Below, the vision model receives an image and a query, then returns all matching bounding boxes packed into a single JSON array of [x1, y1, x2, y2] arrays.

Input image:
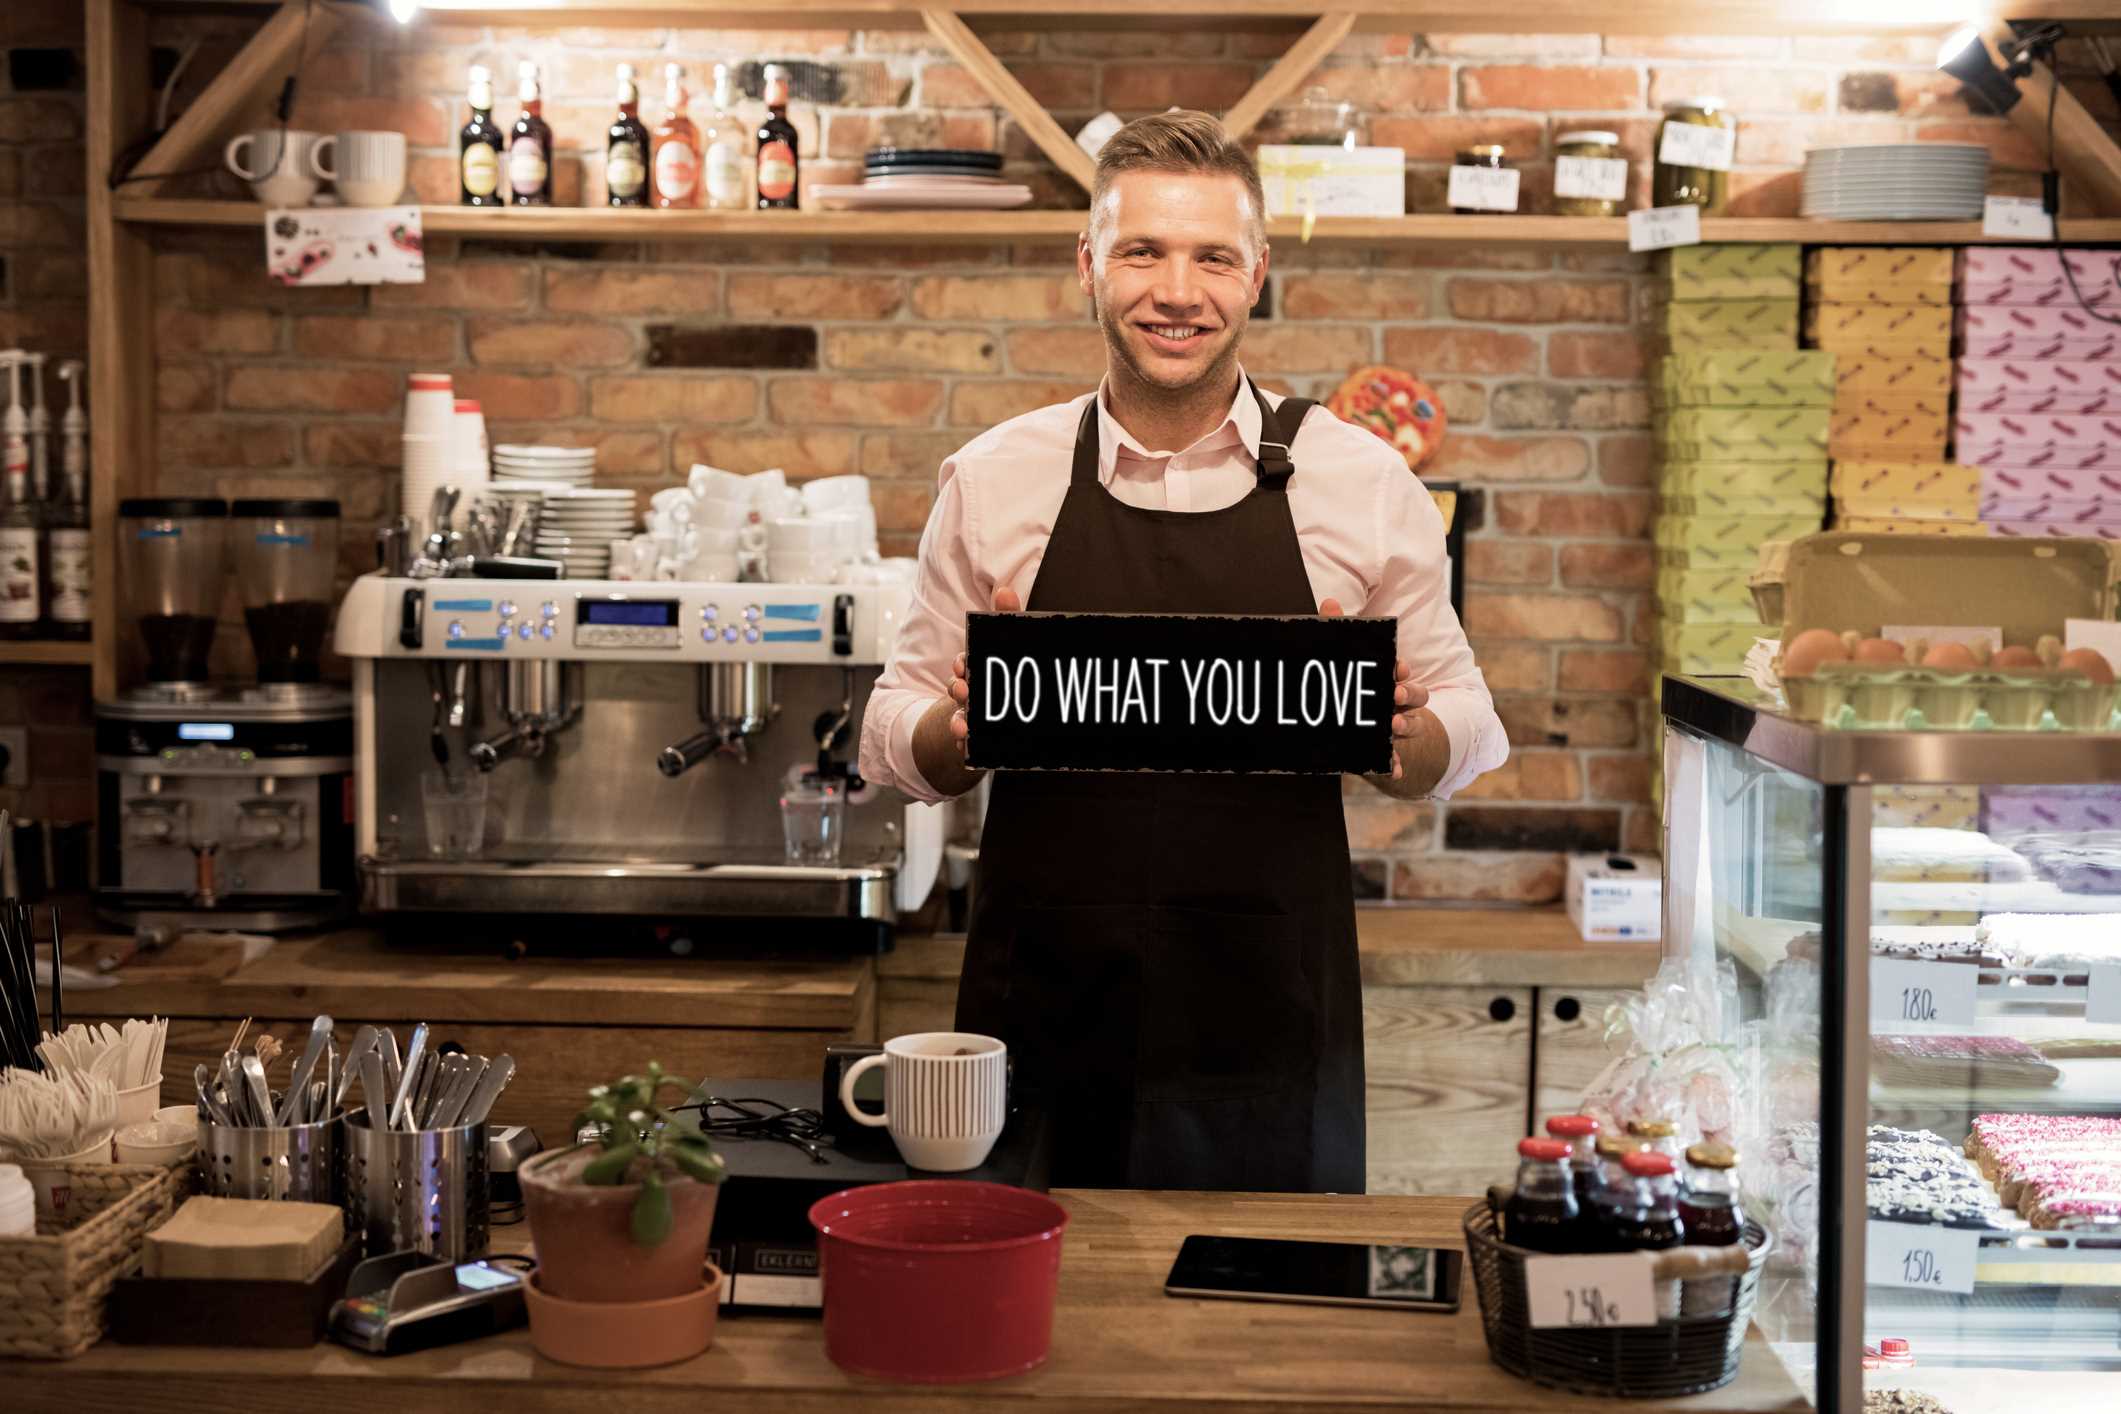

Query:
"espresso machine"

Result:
[[332, 573, 941, 950], [95, 499, 354, 929]]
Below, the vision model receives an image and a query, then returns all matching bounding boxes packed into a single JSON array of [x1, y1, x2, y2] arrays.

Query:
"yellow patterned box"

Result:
[[1835, 354, 1954, 394], [1654, 513, 1821, 551], [1659, 491, 1826, 518], [1657, 541, 1770, 568], [1653, 299, 1801, 341], [1657, 244, 1801, 281], [1827, 461, 1982, 502], [1799, 279, 1953, 306], [1657, 350, 1836, 407], [1804, 246, 1957, 287], [1832, 495, 1978, 522], [1803, 303, 1953, 347], [1830, 441, 1949, 466], [1827, 409, 1950, 448], [1834, 514, 1987, 536], [1832, 390, 1951, 418], [1660, 407, 1830, 443], [1659, 459, 1829, 497], [1659, 621, 1759, 672], [1811, 337, 1948, 360], [1656, 591, 1767, 625], [1656, 380, 1837, 409], [1872, 786, 1981, 831], [1657, 566, 1757, 609], [1658, 431, 1830, 461]]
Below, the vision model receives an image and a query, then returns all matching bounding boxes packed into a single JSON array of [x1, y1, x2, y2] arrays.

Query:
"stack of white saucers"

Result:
[[492, 444, 595, 487], [533, 488, 637, 577], [1801, 143, 1989, 220]]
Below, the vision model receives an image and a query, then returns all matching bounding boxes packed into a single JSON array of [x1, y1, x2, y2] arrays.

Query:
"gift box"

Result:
[[1658, 459, 1830, 497], [1808, 246, 1956, 287], [1804, 303, 1953, 347], [1257, 145, 1406, 217], [1836, 354, 1954, 394]]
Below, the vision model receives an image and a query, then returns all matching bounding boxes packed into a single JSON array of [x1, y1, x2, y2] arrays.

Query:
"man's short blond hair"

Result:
[[1088, 110, 1267, 262]]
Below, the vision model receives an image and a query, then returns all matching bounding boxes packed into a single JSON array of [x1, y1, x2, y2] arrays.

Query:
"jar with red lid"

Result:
[[1503, 1137, 1580, 1253]]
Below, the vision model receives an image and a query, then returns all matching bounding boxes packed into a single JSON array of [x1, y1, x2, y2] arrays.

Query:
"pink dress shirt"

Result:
[[858, 370, 1509, 803]]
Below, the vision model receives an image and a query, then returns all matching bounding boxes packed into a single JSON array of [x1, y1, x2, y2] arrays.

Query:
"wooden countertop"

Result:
[[14, 1190, 1805, 1413], [884, 907, 1663, 991]]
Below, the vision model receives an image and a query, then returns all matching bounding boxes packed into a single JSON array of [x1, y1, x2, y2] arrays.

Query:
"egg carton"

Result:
[[1780, 660, 2118, 731]]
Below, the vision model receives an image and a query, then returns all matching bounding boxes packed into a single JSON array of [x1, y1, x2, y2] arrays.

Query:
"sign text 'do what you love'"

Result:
[[964, 612, 1398, 774]]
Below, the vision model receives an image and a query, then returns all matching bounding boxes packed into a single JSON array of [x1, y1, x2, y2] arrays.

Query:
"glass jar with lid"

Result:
[[1553, 129, 1623, 217], [1451, 145, 1509, 214], [1653, 97, 1734, 212], [1286, 85, 1357, 150]]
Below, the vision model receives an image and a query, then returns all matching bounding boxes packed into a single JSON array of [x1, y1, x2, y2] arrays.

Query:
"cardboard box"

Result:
[[1658, 459, 1829, 497], [1955, 411, 2121, 454], [1954, 378, 2121, 416], [1836, 354, 1954, 394], [1659, 619, 1759, 671], [1834, 514, 1985, 536], [1655, 513, 1822, 551], [1961, 330, 2121, 361], [1828, 461, 1982, 502], [1981, 493, 2121, 526], [1958, 304, 2121, 342], [1655, 274, 1801, 301], [1566, 853, 1662, 942], [1957, 279, 2121, 310], [1657, 244, 1801, 281], [1983, 466, 2121, 499], [1982, 784, 2121, 836], [1656, 380, 1837, 409], [1800, 279, 1953, 306], [1989, 518, 2121, 541], [1657, 540, 1778, 568], [1807, 246, 1957, 287], [1651, 299, 1800, 340], [1958, 246, 2121, 287], [1957, 438, 2121, 472], [1257, 145, 1406, 217], [1659, 490, 1826, 518], [1830, 408, 1950, 447], [1662, 350, 1835, 384], [144, 1197, 344, 1282], [1658, 565, 1758, 604], [1833, 497, 1978, 524], [1831, 438, 1949, 463], [1658, 435, 1829, 462], [1804, 303, 1953, 346], [1659, 406, 1829, 443], [1874, 785, 1981, 831]]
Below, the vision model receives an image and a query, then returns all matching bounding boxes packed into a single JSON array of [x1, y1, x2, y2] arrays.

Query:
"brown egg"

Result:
[[1782, 627, 1849, 677], [1922, 641, 1979, 671], [1852, 637, 1907, 666], [2061, 647, 2116, 684], [1992, 646, 2043, 670]]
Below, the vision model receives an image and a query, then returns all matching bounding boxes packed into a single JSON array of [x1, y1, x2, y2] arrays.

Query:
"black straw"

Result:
[[49, 904, 63, 1036]]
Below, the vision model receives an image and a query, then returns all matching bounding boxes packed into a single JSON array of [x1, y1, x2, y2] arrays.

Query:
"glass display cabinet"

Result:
[[1662, 674, 2121, 1413]]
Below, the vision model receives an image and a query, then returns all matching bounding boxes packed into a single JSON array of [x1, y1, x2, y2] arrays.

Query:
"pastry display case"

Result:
[[1662, 674, 2121, 1413]]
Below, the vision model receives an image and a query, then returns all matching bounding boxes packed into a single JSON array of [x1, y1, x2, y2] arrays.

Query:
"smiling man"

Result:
[[858, 111, 1506, 1194]]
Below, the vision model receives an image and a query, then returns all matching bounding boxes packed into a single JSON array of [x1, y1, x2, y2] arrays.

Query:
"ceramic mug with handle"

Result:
[[225, 128, 323, 207], [310, 130, 408, 206], [838, 1032, 1007, 1172]]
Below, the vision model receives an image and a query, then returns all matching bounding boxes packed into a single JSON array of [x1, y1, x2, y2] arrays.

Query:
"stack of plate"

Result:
[[1801, 144, 1989, 221], [815, 148, 1031, 211], [533, 488, 637, 578], [492, 444, 594, 487]]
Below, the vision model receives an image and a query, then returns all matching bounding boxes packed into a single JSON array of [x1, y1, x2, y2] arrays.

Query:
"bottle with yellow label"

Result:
[[459, 64, 503, 206]]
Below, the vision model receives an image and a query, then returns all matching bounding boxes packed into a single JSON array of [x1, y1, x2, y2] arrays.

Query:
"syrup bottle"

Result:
[[459, 64, 504, 205], [1502, 1137, 1580, 1254], [605, 64, 650, 207], [1545, 1115, 1602, 1207], [652, 64, 701, 210], [1586, 1133, 1646, 1251], [1626, 1116, 1684, 1165], [507, 61, 553, 207], [1679, 1141, 1745, 1315], [755, 64, 800, 209], [700, 62, 749, 211], [1608, 1149, 1686, 1317], [44, 359, 89, 641]]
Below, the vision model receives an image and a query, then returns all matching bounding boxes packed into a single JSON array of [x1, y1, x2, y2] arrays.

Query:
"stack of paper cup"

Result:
[[401, 372, 455, 519], [450, 398, 490, 489]]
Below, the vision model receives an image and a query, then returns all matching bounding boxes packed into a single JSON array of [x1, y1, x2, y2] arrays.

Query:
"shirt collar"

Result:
[[1092, 368, 1261, 485]]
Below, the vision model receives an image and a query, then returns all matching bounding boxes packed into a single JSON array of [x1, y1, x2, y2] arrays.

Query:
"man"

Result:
[[858, 111, 1506, 1194]]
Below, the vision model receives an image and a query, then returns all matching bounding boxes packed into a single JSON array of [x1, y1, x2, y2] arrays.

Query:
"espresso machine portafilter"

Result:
[[469, 661, 581, 772], [658, 664, 777, 775]]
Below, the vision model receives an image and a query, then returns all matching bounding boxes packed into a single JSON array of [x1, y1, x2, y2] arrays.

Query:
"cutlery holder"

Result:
[[344, 1113, 489, 1261], [196, 1113, 345, 1207]]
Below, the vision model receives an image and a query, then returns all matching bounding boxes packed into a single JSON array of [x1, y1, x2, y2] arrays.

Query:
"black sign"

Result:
[[964, 611, 1397, 774]]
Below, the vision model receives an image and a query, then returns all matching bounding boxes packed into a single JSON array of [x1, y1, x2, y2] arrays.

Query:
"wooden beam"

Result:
[[1223, 14, 1358, 143], [1979, 19, 2121, 217], [920, 7, 1096, 194], [87, 0, 158, 699], [129, 0, 348, 199]]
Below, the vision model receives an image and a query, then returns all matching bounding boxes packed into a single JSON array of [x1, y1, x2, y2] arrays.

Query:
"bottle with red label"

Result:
[[652, 63, 702, 210], [1502, 1137, 1580, 1254], [755, 64, 800, 210], [508, 61, 553, 207], [1678, 1140, 1746, 1315]]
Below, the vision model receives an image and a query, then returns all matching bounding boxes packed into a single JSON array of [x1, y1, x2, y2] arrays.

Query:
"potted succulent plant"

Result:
[[520, 1063, 728, 1364]]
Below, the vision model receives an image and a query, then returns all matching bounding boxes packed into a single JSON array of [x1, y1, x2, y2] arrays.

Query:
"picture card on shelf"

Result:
[[263, 207, 424, 286], [964, 611, 1397, 774]]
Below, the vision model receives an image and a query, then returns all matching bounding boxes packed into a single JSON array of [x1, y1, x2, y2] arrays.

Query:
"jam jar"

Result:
[[1553, 129, 1623, 216], [1653, 97, 1734, 212], [1451, 145, 1509, 214]]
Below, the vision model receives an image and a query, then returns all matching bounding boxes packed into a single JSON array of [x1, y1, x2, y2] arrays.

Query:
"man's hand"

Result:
[[1320, 596, 1426, 784], [909, 585, 1020, 798], [947, 585, 1022, 756]]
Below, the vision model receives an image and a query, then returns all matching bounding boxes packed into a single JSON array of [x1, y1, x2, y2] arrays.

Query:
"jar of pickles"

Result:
[[1553, 129, 1623, 217], [1451, 145, 1509, 215], [1653, 97, 1734, 212]]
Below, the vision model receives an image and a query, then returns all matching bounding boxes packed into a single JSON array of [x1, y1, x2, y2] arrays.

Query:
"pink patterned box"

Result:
[[1956, 412, 2121, 469], [1960, 331, 2121, 361], [1959, 281, 2121, 309], [1981, 466, 2121, 500], [1959, 439, 2121, 472], [1983, 787, 2121, 837], [1958, 305, 2121, 342], [1957, 359, 2121, 413], [1987, 520, 2121, 540], [1980, 493, 2121, 525], [1959, 247, 2121, 288]]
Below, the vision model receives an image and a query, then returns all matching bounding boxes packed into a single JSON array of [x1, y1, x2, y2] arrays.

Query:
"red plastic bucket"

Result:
[[808, 1180, 1069, 1383]]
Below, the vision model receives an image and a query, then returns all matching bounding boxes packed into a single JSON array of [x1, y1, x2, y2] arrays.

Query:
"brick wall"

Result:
[[19, 13, 2121, 898]]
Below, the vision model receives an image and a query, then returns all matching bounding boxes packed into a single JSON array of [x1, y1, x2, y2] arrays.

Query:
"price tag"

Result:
[[1657, 122, 1735, 172], [2088, 965, 2121, 1026], [1524, 1254, 1657, 1329], [1870, 957, 1979, 1031], [1447, 164, 1521, 213], [1866, 1220, 1979, 1295], [1555, 155, 1630, 202], [1983, 195, 2055, 241], [1627, 204, 1702, 253]]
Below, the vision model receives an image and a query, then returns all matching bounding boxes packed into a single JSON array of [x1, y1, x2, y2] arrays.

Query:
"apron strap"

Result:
[[1251, 380, 1315, 493], [1070, 397, 1102, 487]]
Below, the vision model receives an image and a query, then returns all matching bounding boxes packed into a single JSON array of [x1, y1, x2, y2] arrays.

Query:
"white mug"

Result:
[[801, 474, 871, 513], [310, 130, 408, 207], [225, 128, 323, 207], [839, 1032, 1007, 1172]]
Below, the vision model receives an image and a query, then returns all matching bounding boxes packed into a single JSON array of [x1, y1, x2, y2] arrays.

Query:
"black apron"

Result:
[[955, 382, 1366, 1194]]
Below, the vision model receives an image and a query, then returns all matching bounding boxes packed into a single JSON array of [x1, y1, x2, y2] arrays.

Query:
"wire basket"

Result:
[[0, 1163, 179, 1360], [1463, 1199, 1772, 1398]]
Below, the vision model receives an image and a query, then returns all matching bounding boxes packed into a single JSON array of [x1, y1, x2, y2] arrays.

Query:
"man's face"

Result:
[[1078, 171, 1268, 399]]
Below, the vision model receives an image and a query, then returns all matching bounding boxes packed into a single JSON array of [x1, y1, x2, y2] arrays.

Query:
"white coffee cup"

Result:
[[310, 130, 408, 207], [226, 128, 323, 207], [688, 464, 745, 499], [693, 496, 751, 531], [801, 473, 871, 513], [839, 1032, 1007, 1172]]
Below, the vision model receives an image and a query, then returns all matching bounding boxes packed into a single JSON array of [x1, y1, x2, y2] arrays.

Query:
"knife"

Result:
[[276, 1014, 333, 1127], [334, 1025, 378, 1108], [457, 1054, 514, 1127]]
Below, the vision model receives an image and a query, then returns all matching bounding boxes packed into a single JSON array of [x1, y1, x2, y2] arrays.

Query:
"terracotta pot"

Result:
[[524, 1263, 722, 1368], [520, 1145, 720, 1302]]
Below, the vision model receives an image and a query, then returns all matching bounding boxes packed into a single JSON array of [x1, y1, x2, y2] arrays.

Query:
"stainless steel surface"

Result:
[[98, 686, 352, 723], [459, 1055, 513, 1127], [335, 1024, 377, 1108], [198, 1112, 344, 1205], [389, 1022, 430, 1131], [275, 1013, 333, 1127], [362, 1047, 389, 1132], [470, 661, 580, 772], [193, 1062, 231, 1126], [359, 855, 896, 917], [240, 1054, 271, 1123], [660, 661, 778, 774], [1663, 674, 2121, 785], [344, 1113, 490, 1261]]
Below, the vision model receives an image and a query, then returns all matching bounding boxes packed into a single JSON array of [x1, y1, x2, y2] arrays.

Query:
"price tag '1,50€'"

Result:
[[1867, 1220, 1979, 1296], [1524, 1253, 1657, 1329]]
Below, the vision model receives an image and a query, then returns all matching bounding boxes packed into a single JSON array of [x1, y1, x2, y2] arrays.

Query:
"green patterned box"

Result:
[[1658, 459, 1830, 497]]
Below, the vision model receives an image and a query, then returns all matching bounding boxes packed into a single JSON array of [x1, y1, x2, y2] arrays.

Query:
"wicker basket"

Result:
[[0, 1163, 179, 1359], [1464, 1199, 1772, 1398]]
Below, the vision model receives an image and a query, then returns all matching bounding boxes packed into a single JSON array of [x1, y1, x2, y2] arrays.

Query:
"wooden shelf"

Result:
[[110, 199, 2121, 247], [0, 639, 94, 667]]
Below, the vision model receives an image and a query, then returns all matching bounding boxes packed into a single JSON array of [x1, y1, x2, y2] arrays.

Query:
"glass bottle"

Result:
[[1653, 96, 1734, 213], [44, 360, 88, 641], [1627, 1116, 1685, 1165], [1545, 1115, 1602, 1208], [652, 63, 702, 210], [459, 64, 504, 206], [0, 356, 43, 641], [1679, 1141, 1745, 1316], [604, 64, 650, 208], [1606, 1149, 1686, 1318], [508, 60, 553, 207], [755, 63, 800, 210], [1502, 1137, 1580, 1254], [701, 62, 749, 211]]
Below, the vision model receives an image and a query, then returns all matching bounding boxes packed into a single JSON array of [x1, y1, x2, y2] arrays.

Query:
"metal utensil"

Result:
[[241, 1054, 272, 1127], [194, 1062, 233, 1126], [276, 1014, 334, 1127], [221, 1052, 250, 1124], [381, 1027, 403, 1103], [361, 1047, 390, 1132], [431, 1055, 484, 1128], [409, 1051, 441, 1130], [335, 1025, 377, 1108], [389, 1022, 429, 1130], [428, 663, 452, 770], [457, 1054, 514, 1127]]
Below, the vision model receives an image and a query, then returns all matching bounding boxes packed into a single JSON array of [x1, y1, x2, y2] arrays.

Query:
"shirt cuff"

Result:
[[1420, 689, 1488, 801], [885, 693, 948, 805]]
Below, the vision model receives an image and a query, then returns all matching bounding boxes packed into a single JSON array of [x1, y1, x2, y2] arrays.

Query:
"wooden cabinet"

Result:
[[1532, 987, 1634, 1122], [1363, 985, 1533, 1195]]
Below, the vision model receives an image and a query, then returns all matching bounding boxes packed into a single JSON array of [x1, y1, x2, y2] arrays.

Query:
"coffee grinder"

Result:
[[95, 499, 355, 929]]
